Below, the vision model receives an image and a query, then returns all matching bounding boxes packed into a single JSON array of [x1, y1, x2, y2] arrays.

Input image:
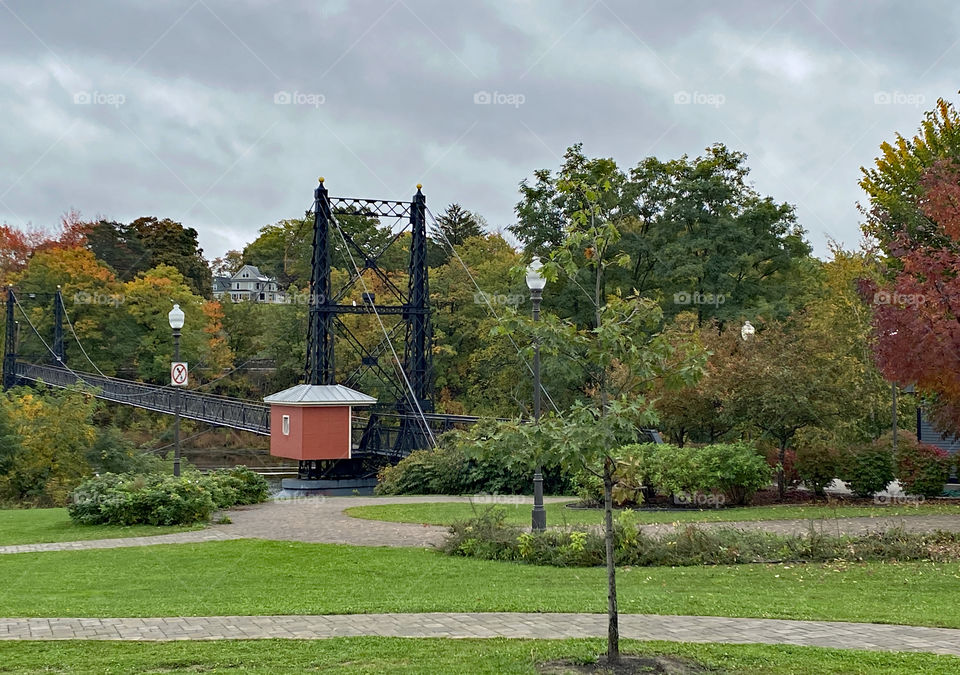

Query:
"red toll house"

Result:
[[264, 384, 377, 461]]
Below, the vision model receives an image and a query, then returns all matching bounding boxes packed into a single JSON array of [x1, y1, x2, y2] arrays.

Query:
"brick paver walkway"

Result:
[[3, 496, 960, 554], [1, 613, 959, 655]]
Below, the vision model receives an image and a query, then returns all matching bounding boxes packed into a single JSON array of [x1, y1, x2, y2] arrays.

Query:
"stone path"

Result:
[[2, 613, 959, 655], [4, 496, 960, 555]]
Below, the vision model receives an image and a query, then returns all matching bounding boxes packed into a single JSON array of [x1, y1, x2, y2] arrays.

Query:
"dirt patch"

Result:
[[539, 654, 713, 675]]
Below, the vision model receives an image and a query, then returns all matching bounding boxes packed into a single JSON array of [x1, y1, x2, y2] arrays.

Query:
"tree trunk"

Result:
[[603, 456, 620, 663], [778, 439, 786, 500]]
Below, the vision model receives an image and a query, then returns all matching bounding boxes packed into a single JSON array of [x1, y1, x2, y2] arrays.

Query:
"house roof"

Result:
[[234, 264, 271, 282], [263, 384, 377, 407]]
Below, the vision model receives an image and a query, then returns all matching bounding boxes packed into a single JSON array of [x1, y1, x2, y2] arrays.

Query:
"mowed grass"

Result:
[[345, 500, 960, 527], [2, 539, 959, 628], [3, 638, 959, 674], [0, 507, 205, 546]]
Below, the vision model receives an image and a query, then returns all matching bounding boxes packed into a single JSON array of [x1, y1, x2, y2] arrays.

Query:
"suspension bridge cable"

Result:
[[328, 211, 438, 448], [61, 295, 269, 403], [59, 296, 109, 378], [425, 206, 562, 416], [12, 295, 93, 387]]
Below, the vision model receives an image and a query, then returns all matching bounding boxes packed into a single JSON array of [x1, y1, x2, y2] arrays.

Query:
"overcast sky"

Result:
[[0, 0, 955, 261]]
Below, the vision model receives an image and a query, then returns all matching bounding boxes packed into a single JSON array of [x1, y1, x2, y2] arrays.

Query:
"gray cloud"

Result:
[[1, 0, 957, 259]]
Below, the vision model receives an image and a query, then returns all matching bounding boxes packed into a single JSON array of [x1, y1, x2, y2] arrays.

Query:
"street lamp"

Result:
[[526, 257, 547, 532], [168, 303, 185, 477]]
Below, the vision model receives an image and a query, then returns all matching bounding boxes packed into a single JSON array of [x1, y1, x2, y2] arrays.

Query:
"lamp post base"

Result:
[[532, 468, 546, 532]]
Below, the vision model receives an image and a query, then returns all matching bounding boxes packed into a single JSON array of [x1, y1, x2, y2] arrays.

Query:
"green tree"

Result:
[[129, 217, 212, 297], [121, 266, 232, 383], [432, 203, 485, 251], [479, 180, 704, 664], [725, 319, 849, 498], [84, 220, 149, 282], [653, 316, 737, 446], [513, 144, 813, 326]]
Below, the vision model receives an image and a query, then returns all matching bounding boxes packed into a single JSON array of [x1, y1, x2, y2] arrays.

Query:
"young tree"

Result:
[[481, 177, 704, 665]]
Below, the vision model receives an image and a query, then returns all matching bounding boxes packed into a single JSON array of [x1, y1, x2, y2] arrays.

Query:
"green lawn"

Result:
[[0, 508, 205, 546], [2, 638, 958, 674], [2, 539, 959, 628], [345, 500, 960, 527]]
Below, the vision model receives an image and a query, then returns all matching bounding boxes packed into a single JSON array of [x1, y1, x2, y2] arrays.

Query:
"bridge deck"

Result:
[[15, 362, 271, 435], [12, 362, 486, 450]]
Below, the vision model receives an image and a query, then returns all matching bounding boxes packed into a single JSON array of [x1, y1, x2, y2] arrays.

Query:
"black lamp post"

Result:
[[526, 257, 547, 532], [168, 303, 185, 477]]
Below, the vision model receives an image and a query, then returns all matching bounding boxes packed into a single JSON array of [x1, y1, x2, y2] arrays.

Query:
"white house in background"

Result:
[[214, 264, 286, 304]]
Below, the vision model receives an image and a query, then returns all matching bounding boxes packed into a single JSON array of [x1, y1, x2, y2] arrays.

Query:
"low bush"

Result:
[[201, 466, 270, 507], [696, 442, 771, 505], [441, 509, 960, 567], [795, 428, 842, 497], [579, 441, 770, 506], [842, 440, 894, 497], [68, 473, 215, 526], [376, 431, 573, 496], [67, 467, 269, 526], [889, 432, 951, 497]]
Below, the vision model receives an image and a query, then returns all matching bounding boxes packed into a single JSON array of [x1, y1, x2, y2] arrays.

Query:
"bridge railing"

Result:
[[14, 362, 271, 435]]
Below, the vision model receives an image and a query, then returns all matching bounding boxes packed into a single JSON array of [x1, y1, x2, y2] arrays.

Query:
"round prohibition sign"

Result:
[[171, 362, 188, 386]]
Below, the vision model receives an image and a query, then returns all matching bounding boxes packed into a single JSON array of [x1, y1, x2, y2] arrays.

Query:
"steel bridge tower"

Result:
[[304, 179, 433, 465]]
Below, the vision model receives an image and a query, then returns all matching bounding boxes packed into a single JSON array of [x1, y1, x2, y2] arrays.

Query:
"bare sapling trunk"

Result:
[[603, 455, 620, 663], [778, 439, 786, 500]]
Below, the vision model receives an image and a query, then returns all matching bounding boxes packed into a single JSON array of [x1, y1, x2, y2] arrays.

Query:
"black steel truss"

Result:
[[305, 180, 433, 456]]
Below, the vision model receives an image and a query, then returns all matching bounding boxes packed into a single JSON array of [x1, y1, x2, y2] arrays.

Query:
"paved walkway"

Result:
[[2, 613, 959, 655], [3, 497, 960, 554]]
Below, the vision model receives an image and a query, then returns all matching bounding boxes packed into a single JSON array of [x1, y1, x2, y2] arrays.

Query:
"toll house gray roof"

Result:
[[263, 384, 377, 407]]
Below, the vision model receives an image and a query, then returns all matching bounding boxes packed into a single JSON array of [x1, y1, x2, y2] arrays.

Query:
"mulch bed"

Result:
[[539, 655, 710, 674]]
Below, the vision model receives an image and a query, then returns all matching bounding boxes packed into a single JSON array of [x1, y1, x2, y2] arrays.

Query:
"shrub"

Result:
[[696, 442, 772, 505], [573, 442, 770, 507], [200, 466, 270, 507], [890, 432, 951, 497], [842, 440, 894, 497], [646, 442, 770, 505], [86, 427, 165, 475], [795, 428, 842, 497], [66, 467, 269, 526], [376, 430, 574, 496], [68, 473, 215, 526], [376, 444, 469, 495]]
